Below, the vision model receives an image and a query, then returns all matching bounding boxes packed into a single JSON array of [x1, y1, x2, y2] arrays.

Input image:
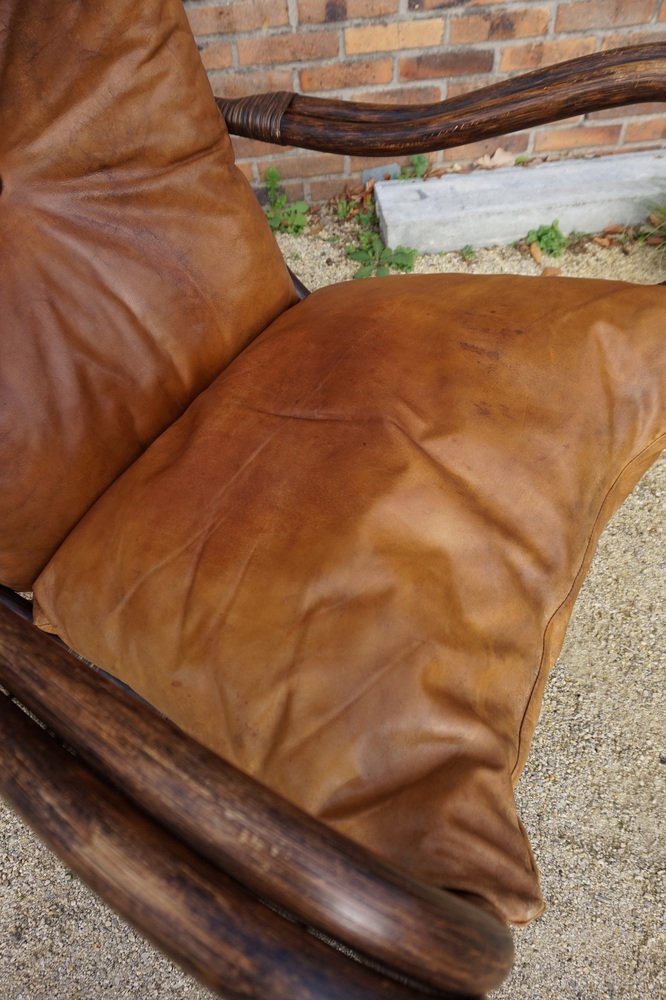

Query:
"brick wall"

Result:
[[183, 0, 666, 203]]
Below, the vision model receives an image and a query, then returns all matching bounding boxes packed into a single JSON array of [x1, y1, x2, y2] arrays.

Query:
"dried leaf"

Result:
[[474, 147, 515, 170], [593, 236, 612, 248], [541, 266, 562, 277], [529, 241, 543, 264]]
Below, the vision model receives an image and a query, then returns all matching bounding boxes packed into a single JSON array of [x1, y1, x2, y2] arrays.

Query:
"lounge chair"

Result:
[[1, 2, 664, 995]]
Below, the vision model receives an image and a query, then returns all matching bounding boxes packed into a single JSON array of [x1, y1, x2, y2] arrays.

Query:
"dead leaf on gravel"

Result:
[[529, 242, 542, 264]]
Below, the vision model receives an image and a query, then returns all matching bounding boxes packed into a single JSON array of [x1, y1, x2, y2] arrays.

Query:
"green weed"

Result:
[[525, 219, 567, 257], [399, 153, 430, 180], [346, 234, 417, 278], [263, 168, 310, 234], [345, 205, 417, 278], [335, 197, 355, 221]]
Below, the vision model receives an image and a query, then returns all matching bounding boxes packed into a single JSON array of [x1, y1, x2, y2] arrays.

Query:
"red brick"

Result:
[[625, 118, 666, 143], [234, 161, 256, 183], [238, 31, 339, 67], [534, 124, 622, 152], [588, 103, 666, 121], [309, 176, 355, 202], [350, 85, 442, 104], [199, 41, 233, 71], [500, 38, 596, 73], [348, 154, 395, 174], [450, 7, 551, 45], [259, 153, 346, 181], [298, 0, 398, 24], [300, 58, 393, 93], [185, 1, 289, 37], [660, 0, 666, 21], [408, 0, 476, 9], [211, 69, 294, 101], [346, 19, 444, 55], [445, 76, 502, 99], [556, 0, 655, 33], [231, 137, 289, 160], [537, 115, 585, 129], [441, 133, 529, 162], [600, 30, 666, 50], [401, 49, 494, 82], [260, 175, 306, 201]]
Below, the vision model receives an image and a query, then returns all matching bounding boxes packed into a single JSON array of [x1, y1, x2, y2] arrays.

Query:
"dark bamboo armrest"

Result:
[[0, 600, 512, 997], [1, 690, 438, 1000], [216, 44, 666, 155]]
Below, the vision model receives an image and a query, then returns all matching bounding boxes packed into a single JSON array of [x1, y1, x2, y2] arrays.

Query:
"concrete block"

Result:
[[375, 151, 666, 253]]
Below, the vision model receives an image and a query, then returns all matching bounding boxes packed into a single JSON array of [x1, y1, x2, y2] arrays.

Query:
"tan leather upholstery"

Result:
[[34, 274, 666, 924], [0, 0, 296, 588]]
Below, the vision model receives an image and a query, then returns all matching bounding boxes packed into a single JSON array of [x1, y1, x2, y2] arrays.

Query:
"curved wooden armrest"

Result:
[[1, 690, 441, 1000], [0, 601, 513, 997], [216, 44, 666, 156]]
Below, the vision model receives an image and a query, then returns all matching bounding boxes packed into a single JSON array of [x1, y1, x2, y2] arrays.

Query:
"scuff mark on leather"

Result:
[[459, 341, 500, 361]]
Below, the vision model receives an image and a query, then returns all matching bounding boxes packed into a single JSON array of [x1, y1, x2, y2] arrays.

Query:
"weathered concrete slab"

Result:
[[375, 151, 666, 252]]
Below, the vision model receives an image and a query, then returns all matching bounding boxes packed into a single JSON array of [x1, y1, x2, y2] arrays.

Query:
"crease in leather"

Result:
[[383, 413, 560, 593], [265, 636, 429, 767], [318, 730, 497, 825]]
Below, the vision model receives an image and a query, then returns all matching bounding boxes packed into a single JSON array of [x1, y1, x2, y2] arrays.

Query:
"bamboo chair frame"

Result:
[[1, 43, 665, 999]]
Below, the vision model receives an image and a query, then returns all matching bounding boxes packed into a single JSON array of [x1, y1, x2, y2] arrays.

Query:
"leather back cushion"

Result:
[[0, 0, 296, 588], [34, 274, 665, 923]]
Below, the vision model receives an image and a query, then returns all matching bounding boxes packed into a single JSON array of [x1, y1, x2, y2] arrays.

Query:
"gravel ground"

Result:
[[1, 227, 664, 1000], [277, 212, 666, 289]]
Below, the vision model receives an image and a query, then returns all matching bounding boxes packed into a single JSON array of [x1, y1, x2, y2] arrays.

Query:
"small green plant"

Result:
[[356, 203, 380, 231], [399, 153, 430, 180], [514, 154, 530, 167], [460, 244, 476, 263], [346, 230, 417, 278], [345, 204, 417, 278], [335, 197, 355, 221], [263, 168, 310, 234], [525, 219, 567, 257]]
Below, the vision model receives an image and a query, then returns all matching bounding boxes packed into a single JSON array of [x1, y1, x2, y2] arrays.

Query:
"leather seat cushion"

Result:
[[34, 273, 666, 923], [0, 0, 296, 588]]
